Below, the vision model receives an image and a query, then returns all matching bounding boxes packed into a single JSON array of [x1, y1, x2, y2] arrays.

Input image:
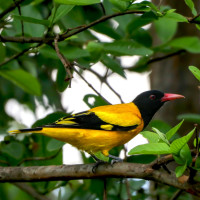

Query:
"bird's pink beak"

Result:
[[161, 93, 185, 102]]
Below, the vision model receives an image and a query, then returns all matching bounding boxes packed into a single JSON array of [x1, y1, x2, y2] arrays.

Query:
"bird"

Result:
[[9, 90, 184, 166]]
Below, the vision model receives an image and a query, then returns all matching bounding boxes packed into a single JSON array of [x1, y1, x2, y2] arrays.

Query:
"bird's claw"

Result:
[[110, 158, 123, 166], [92, 160, 107, 173]]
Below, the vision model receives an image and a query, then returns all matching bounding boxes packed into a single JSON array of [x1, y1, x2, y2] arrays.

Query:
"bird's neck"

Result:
[[133, 101, 163, 129]]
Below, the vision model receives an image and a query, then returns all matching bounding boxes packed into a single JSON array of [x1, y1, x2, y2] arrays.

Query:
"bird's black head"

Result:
[[133, 90, 184, 129]]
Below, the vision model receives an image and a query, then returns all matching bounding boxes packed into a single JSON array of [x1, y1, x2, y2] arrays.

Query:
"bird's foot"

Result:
[[90, 153, 108, 173], [92, 160, 107, 173], [109, 154, 123, 166]]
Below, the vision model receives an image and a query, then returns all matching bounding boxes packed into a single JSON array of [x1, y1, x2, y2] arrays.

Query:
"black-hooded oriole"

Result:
[[9, 90, 184, 162]]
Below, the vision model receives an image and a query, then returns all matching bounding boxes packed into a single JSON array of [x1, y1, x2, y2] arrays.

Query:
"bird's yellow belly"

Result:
[[41, 126, 143, 155]]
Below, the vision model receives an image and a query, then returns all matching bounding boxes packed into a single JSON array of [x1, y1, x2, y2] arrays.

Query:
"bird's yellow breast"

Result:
[[40, 120, 144, 156]]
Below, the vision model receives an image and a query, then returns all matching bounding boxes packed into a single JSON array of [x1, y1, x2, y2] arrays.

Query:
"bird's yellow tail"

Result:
[[9, 127, 43, 134]]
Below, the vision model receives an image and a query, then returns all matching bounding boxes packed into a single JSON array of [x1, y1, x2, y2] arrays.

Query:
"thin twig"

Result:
[[100, 3, 106, 16], [73, 67, 111, 105], [125, 179, 131, 200], [169, 189, 183, 200], [0, 0, 26, 19], [0, 10, 145, 43], [17, 148, 62, 166], [87, 68, 124, 103], [147, 50, 186, 65], [54, 34, 73, 86], [0, 43, 42, 67], [103, 179, 107, 200], [14, 182, 51, 200], [0, 160, 10, 165], [13, 0, 24, 37]]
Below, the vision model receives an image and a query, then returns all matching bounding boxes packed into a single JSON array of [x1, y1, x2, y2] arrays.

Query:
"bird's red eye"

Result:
[[150, 95, 156, 100]]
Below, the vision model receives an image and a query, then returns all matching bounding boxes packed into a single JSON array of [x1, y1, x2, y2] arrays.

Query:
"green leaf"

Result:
[[101, 54, 126, 77], [109, 0, 128, 11], [189, 65, 200, 81], [40, 45, 90, 60], [54, 0, 100, 5], [130, 28, 152, 47], [141, 131, 159, 143], [13, 15, 49, 26], [47, 139, 65, 151], [164, 12, 188, 22], [48, 4, 74, 24], [2, 142, 24, 160], [184, 0, 197, 15], [127, 11, 158, 32], [87, 41, 104, 62], [0, 43, 6, 63], [0, 69, 41, 96], [127, 154, 157, 164], [103, 40, 153, 56], [94, 151, 109, 162], [178, 113, 200, 124], [175, 162, 187, 177], [154, 16, 177, 43], [128, 143, 170, 155], [152, 127, 170, 145], [170, 128, 195, 155], [166, 120, 184, 140], [83, 94, 109, 108], [195, 157, 200, 169], [180, 144, 192, 165], [169, 37, 200, 53], [56, 65, 70, 92], [149, 120, 171, 134]]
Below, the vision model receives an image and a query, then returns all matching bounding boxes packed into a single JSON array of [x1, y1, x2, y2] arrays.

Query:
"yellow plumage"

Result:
[[10, 102, 143, 157]]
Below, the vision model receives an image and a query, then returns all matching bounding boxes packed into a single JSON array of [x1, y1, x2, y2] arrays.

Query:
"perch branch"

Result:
[[0, 162, 200, 196]]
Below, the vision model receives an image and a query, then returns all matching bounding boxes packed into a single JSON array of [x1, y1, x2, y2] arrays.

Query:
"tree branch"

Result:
[[0, 162, 199, 197], [0, 10, 144, 44], [0, 0, 26, 19], [0, 43, 42, 67]]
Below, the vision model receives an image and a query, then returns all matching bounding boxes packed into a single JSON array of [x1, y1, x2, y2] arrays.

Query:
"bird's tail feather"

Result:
[[9, 127, 43, 134]]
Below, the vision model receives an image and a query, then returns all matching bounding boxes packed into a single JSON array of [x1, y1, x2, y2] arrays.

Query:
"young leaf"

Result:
[[154, 16, 177, 43], [141, 131, 159, 143], [166, 120, 184, 140], [184, 0, 197, 16], [94, 151, 109, 162], [178, 113, 200, 124], [164, 12, 188, 22], [0, 69, 41, 96], [48, 4, 74, 24], [47, 139, 65, 151], [101, 54, 126, 78], [170, 37, 200, 53], [83, 94, 109, 108], [180, 144, 192, 165], [54, 0, 100, 5], [13, 15, 49, 26], [56, 65, 70, 92], [152, 127, 170, 145], [189, 66, 200, 81], [1, 142, 24, 160], [170, 128, 195, 155], [128, 143, 170, 155], [175, 162, 187, 177], [103, 40, 153, 56]]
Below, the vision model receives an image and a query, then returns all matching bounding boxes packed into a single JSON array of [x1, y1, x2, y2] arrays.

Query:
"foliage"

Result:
[[129, 120, 196, 177], [0, 0, 200, 199]]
